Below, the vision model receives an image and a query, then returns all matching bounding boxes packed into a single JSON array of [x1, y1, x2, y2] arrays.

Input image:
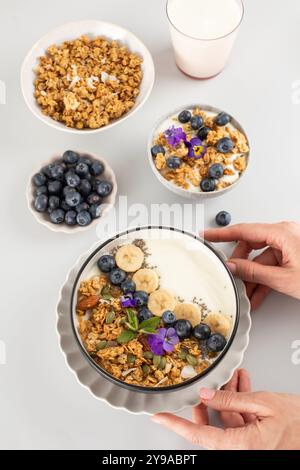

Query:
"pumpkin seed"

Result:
[[159, 356, 167, 370], [106, 310, 116, 324], [178, 348, 188, 360], [101, 285, 111, 295], [153, 355, 161, 368], [119, 316, 127, 325], [102, 294, 113, 301], [127, 354, 136, 364], [186, 354, 198, 367], [96, 340, 107, 351], [106, 340, 118, 347], [142, 364, 151, 376], [143, 351, 153, 360]]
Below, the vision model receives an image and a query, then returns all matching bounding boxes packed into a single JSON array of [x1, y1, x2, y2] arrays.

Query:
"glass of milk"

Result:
[[166, 0, 244, 79]]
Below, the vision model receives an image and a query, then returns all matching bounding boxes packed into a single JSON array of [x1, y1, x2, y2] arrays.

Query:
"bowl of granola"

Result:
[[71, 226, 241, 393], [148, 105, 250, 199], [21, 20, 155, 133]]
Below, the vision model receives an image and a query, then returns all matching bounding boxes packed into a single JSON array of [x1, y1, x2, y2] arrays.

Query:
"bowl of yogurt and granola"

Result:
[[71, 226, 240, 393], [148, 105, 250, 199]]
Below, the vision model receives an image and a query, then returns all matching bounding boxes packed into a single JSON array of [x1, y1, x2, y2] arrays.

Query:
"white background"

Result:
[[0, 0, 300, 450]]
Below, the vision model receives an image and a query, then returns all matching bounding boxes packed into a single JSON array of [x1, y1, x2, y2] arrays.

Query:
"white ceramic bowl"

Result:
[[27, 151, 117, 234], [21, 20, 155, 134], [57, 227, 251, 413], [148, 104, 250, 200]]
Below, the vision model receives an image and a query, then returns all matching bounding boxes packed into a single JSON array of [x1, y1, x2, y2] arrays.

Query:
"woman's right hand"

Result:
[[205, 221, 300, 309]]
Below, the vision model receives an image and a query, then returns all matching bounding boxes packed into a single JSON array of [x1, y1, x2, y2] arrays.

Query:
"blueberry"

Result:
[[109, 268, 127, 285], [216, 137, 234, 154], [78, 178, 92, 196], [61, 200, 70, 212], [63, 185, 75, 197], [96, 181, 113, 197], [63, 150, 79, 165], [175, 319, 192, 339], [35, 185, 48, 196], [32, 172, 46, 187], [90, 161, 104, 176], [207, 333, 227, 352], [215, 112, 231, 127], [216, 211, 231, 227], [49, 195, 60, 210], [48, 180, 62, 195], [41, 165, 53, 179], [151, 145, 165, 157], [137, 307, 153, 323], [193, 323, 211, 341], [50, 208, 65, 224], [97, 255, 116, 273], [166, 156, 182, 170], [65, 171, 80, 188], [87, 192, 101, 205], [162, 310, 176, 326], [78, 155, 92, 167], [50, 163, 65, 180], [34, 194, 48, 212], [76, 202, 89, 213], [200, 178, 216, 192], [65, 190, 81, 207], [89, 204, 102, 219], [197, 126, 211, 141], [91, 179, 101, 191], [133, 291, 148, 307], [65, 210, 77, 226], [190, 115, 203, 130], [75, 162, 89, 177], [208, 163, 224, 179], [121, 279, 136, 294], [76, 210, 92, 226], [178, 110, 191, 123]]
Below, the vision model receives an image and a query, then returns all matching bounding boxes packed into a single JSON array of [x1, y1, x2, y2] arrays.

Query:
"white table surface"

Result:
[[1, 0, 300, 450]]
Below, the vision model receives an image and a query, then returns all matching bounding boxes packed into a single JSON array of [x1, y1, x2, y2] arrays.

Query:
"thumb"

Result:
[[227, 258, 283, 291], [200, 389, 271, 417]]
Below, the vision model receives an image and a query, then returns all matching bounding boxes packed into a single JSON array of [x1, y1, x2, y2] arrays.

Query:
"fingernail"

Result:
[[226, 261, 237, 274], [151, 415, 161, 423], [200, 388, 216, 400]]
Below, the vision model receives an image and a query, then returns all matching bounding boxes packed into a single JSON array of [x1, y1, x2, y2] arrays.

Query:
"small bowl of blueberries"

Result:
[[27, 150, 117, 233]]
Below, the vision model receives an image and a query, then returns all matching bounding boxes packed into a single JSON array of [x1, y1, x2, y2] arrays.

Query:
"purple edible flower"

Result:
[[121, 293, 138, 308], [148, 327, 179, 356], [164, 126, 187, 147], [185, 137, 207, 159]]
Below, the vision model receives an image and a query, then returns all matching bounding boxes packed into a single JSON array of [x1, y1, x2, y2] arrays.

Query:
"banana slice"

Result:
[[132, 268, 159, 294], [174, 302, 201, 327], [148, 289, 176, 316], [203, 312, 231, 337], [115, 244, 144, 272]]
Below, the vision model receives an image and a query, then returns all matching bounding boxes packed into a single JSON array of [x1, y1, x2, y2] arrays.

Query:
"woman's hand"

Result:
[[205, 221, 300, 309], [152, 369, 300, 450]]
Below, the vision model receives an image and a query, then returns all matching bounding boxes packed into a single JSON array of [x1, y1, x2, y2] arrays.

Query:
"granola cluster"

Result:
[[34, 35, 143, 129], [152, 107, 249, 191], [76, 275, 212, 388]]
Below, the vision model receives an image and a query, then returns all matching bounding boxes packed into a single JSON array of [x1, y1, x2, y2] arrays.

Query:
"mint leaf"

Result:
[[139, 327, 157, 335], [127, 309, 138, 331], [117, 330, 137, 344], [139, 316, 161, 330]]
